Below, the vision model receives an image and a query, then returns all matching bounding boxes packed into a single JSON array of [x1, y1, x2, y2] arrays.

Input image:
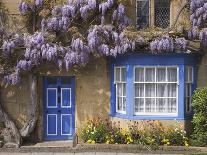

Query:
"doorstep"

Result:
[[21, 140, 73, 148]]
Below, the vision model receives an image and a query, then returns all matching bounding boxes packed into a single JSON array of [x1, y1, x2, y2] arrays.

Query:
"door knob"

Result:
[[58, 110, 61, 113]]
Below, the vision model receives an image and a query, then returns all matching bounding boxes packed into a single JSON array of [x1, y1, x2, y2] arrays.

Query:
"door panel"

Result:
[[47, 114, 57, 135], [61, 88, 71, 108], [47, 88, 57, 108], [44, 76, 75, 141], [61, 114, 72, 135]]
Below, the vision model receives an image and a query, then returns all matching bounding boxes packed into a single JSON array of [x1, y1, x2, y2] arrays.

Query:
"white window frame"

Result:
[[185, 66, 193, 113], [133, 66, 179, 116], [114, 66, 126, 114]]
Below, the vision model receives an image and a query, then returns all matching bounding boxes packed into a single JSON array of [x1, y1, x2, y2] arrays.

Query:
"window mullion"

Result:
[[144, 67, 146, 113], [155, 67, 157, 113]]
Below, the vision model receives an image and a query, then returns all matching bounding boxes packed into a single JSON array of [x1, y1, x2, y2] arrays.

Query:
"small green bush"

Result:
[[191, 87, 207, 146]]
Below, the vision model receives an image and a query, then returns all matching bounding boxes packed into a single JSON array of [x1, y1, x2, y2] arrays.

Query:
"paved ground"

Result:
[[0, 153, 185, 155]]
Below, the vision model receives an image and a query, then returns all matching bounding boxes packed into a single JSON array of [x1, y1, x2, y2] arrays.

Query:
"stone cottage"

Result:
[[0, 0, 205, 143]]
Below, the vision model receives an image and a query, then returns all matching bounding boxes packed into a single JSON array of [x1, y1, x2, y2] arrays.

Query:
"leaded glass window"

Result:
[[154, 0, 170, 28], [136, 0, 170, 29], [136, 0, 149, 29]]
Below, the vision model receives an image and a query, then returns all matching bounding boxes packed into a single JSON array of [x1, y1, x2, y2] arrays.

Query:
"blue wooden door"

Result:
[[43, 76, 75, 141]]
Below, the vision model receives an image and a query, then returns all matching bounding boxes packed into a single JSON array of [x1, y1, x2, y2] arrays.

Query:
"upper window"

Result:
[[185, 67, 193, 113], [134, 67, 178, 115], [115, 67, 126, 114], [136, 0, 170, 29]]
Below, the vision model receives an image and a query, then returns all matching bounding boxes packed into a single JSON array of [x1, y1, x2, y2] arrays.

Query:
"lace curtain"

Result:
[[135, 67, 178, 113]]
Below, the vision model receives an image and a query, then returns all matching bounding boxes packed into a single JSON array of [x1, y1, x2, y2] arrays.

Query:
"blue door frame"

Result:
[[43, 76, 75, 141]]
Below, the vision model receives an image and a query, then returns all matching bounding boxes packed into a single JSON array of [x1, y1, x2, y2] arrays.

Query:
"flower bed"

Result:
[[79, 118, 189, 147]]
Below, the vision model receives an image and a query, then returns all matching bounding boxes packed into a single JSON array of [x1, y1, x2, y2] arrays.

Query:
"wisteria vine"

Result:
[[1, 0, 193, 85]]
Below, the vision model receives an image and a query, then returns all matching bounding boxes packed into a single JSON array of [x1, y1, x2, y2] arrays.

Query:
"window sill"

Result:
[[110, 113, 185, 120]]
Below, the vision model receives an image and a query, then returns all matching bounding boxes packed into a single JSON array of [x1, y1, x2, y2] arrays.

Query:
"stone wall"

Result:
[[197, 53, 207, 88]]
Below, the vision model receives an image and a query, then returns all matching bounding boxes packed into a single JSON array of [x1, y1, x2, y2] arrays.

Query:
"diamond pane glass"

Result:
[[154, 0, 170, 28]]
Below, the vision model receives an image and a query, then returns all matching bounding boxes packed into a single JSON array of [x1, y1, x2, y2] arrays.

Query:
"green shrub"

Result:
[[191, 87, 207, 146]]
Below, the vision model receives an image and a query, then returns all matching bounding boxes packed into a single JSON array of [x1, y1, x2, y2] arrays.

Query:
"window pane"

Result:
[[123, 97, 126, 111], [135, 98, 144, 112], [154, 0, 170, 28], [117, 83, 122, 96], [167, 68, 177, 82], [117, 97, 122, 111], [157, 84, 166, 97], [186, 84, 191, 97], [135, 84, 144, 97], [157, 68, 166, 82], [186, 97, 190, 112], [167, 84, 177, 97], [61, 77, 71, 85], [123, 83, 126, 96], [156, 98, 166, 112], [121, 68, 126, 82], [189, 67, 193, 82], [145, 84, 155, 97], [115, 68, 120, 82], [135, 68, 144, 82], [145, 68, 155, 82], [47, 78, 57, 85], [167, 98, 177, 113], [137, 0, 149, 29], [146, 98, 155, 112]]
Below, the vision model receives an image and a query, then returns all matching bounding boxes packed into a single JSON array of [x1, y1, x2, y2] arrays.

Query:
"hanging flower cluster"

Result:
[[150, 36, 188, 53], [3, 72, 21, 85], [175, 38, 187, 50], [188, 27, 199, 40], [190, 0, 207, 27], [87, 25, 135, 56], [111, 3, 130, 30], [2, 34, 24, 56], [19, 0, 44, 14], [199, 28, 207, 45], [150, 36, 174, 53]]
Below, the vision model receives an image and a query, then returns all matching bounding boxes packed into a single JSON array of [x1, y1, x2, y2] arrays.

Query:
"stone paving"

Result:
[[0, 153, 185, 155]]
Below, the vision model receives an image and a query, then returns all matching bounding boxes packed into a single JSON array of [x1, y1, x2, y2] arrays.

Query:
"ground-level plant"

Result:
[[80, 118, 189, 147], [190, 87, 207, 146]]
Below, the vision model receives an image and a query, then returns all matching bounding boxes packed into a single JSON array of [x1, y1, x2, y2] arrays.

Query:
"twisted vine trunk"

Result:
[[0, 74, 38, 147], [0, 103, 21, 147], [20, 74, 38, 137]]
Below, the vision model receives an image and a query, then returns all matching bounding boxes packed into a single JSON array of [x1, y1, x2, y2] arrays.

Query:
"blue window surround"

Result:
[[109, 53, 200, 120]]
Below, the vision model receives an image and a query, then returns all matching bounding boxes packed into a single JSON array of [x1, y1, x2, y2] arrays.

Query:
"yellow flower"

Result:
[[167, 142, 170, 145], [91, 140, 96, 144], [185, 141, 189, 147], [87, 139, 92, 144], [105, 140, 110, 144]]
